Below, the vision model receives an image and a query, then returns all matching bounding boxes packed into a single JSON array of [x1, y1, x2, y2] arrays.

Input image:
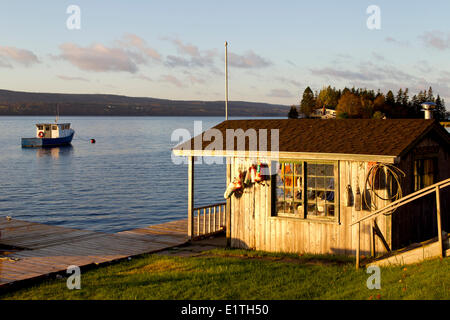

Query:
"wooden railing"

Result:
[[189, 202, 226, 239], [350, 178, 450, 269]]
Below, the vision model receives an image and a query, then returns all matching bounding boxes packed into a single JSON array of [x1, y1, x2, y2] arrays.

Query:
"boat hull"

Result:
[[22, 132, 74, 148]]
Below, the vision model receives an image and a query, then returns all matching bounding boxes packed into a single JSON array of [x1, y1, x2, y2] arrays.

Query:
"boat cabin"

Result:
[[173, 119, 450, 259], [36, 123, 72, 139]]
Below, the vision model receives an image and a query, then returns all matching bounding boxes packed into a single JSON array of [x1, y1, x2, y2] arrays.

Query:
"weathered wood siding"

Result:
[[229, 158, 393, 256]]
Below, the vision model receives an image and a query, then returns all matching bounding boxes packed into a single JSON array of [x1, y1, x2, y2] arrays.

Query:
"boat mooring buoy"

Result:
[[90, 139, 96, 144]]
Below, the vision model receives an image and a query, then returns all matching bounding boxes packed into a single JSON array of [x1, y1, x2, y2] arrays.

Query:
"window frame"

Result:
[[413, 156, 438, 191], [272, 159, 339, 223]]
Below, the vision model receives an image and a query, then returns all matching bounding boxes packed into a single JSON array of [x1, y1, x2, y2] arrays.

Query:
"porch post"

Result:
[[226, 158, 232, 247], [356, 222, 361, 269], [188, 156, 194, 239], [436, 186, 443, 258]]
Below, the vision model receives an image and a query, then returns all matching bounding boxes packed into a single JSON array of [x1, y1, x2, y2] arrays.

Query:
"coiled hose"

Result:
[[363, 163, 406, 215]]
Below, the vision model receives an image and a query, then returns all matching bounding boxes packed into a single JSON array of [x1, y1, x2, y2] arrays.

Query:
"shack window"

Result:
[[274, 161, 337, 220], [414, 158, 436, 191], [37, 125, 43, 130], [45, 126, 50, 131], [52, 125, 57, 130]]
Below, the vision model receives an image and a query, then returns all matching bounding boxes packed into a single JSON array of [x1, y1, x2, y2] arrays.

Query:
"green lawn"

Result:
[[1, 248, 449, 300]]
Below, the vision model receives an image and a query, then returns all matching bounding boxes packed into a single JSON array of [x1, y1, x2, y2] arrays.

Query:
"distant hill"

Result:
[[0, 89, 290, 117]]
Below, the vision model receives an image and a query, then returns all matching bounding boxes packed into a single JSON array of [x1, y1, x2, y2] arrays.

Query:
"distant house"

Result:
[[173, 119, 450, 259], [310, 107, 336, 119]]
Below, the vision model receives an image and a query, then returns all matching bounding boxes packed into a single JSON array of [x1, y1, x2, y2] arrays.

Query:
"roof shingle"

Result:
[[174, 119, 449, 157]]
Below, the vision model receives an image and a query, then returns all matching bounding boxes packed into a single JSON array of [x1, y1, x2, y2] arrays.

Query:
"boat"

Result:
[[21, 122, 75, 148]]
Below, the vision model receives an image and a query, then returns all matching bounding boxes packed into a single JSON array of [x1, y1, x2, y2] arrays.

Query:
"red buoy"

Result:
[[90, 139, 96, 144]]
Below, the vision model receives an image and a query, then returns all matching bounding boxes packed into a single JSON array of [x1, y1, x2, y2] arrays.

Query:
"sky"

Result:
[[0, 0, 449, 106]]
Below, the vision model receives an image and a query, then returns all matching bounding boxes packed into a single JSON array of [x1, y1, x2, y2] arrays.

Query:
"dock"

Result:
[[0, 217, 190, 288]]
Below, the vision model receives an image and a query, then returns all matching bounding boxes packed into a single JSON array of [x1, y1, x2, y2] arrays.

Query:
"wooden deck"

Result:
[[0, 217, 190, 288]]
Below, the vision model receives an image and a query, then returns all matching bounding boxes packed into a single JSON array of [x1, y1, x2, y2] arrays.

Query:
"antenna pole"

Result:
[[225, 41, 228, 121]]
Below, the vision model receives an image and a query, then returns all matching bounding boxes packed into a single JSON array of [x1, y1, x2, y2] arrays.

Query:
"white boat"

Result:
[[21, 123, 75, 148]]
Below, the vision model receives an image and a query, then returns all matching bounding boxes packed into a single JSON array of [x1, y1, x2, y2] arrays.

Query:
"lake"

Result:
[[0, 116, 227, 233]]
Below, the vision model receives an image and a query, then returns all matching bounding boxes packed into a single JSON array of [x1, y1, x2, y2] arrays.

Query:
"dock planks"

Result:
[[0, 217, 189, 288]]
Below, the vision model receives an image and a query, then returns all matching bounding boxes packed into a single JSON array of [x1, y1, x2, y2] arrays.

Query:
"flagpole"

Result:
[[225, 41, 228, 121]]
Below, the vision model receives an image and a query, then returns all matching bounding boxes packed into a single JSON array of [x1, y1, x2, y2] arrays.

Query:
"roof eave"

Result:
[[172, 149, 399, 164]]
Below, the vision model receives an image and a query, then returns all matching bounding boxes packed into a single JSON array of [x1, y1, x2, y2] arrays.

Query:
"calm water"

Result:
[[0, 116, 227, 233]]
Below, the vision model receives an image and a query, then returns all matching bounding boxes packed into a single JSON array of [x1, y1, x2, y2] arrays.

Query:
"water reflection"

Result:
[[34, 145, 74, 159]]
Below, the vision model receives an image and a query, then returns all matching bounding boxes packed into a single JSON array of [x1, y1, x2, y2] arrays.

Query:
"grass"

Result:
[[1, 248, 449, 300]]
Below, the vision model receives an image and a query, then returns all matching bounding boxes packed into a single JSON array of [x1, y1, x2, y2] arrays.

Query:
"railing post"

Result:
[[370, 219, 375, 257], [187, 156, 194, 239], [356, 222, 361, 269], [226, 159, 232, 247], [436, 186, 443, 258]]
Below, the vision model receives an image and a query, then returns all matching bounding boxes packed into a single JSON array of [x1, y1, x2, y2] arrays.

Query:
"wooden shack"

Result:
[[173, 119, 450, 258]]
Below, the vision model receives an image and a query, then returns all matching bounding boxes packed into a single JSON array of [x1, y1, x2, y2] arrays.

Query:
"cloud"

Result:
[[228, 51, 272, 69], [286, 60, 297, 66], [0, 46, 40, 67], [276, 76, 302, 87], [119, 33, 161, 61], [419, 31, 450, 50], [183, 71, 206, 85], [57, 34, 162, 73], [166, 38, 201, 57], [267, 89, 294, 98], [385, 37, 410, 47], [57, 75, 89, 82], [133, 74, 153, 82], [310, 67, 383, 81], [58, 43, 143, 73], [163, 37, 218, 68], [372, 52, 385, 61], [165, 55, 191, 68], [160, 74, 185, 88]]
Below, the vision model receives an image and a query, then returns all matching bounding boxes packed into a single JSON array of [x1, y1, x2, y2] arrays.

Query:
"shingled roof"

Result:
[[173, 119, 450, 160]]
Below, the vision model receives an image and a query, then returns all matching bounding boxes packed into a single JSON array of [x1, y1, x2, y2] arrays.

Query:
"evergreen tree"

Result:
[[288, 105, 299, 119], [300, 87, 316, 118], [386, 90, 395, 106], [396, 88, 404, 105], [402, 88, 409, 107], [435, 95, 446, 121], [427, 87, 435, 102]]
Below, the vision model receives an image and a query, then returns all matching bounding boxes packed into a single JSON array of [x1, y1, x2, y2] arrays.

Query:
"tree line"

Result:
[[288, 86, 448, 120]]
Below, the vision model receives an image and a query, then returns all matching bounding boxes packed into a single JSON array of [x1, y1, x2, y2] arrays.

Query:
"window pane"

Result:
[[285, 202, 294, 214], [284, 163, 293, 175], [285, 188, 293, 201], [276, 188, 284, 202], [308, 163, 316, 176], [316, 164, 326, 176], [316, 197, 326, 216], [316, 177, 325, 189], [295, 203, 303, 215], [326, 204, 335, 217], [285, 176, 293, 188], [294, 187, 302, 201], [307, 177, 315, 190], [324, 164, 334, 176], [276, 201, 284, 213], [294, 163, 302, 175], [294, 176, 302, 188], [276, 174, 284, 188], [307, 203, 317, 215]]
